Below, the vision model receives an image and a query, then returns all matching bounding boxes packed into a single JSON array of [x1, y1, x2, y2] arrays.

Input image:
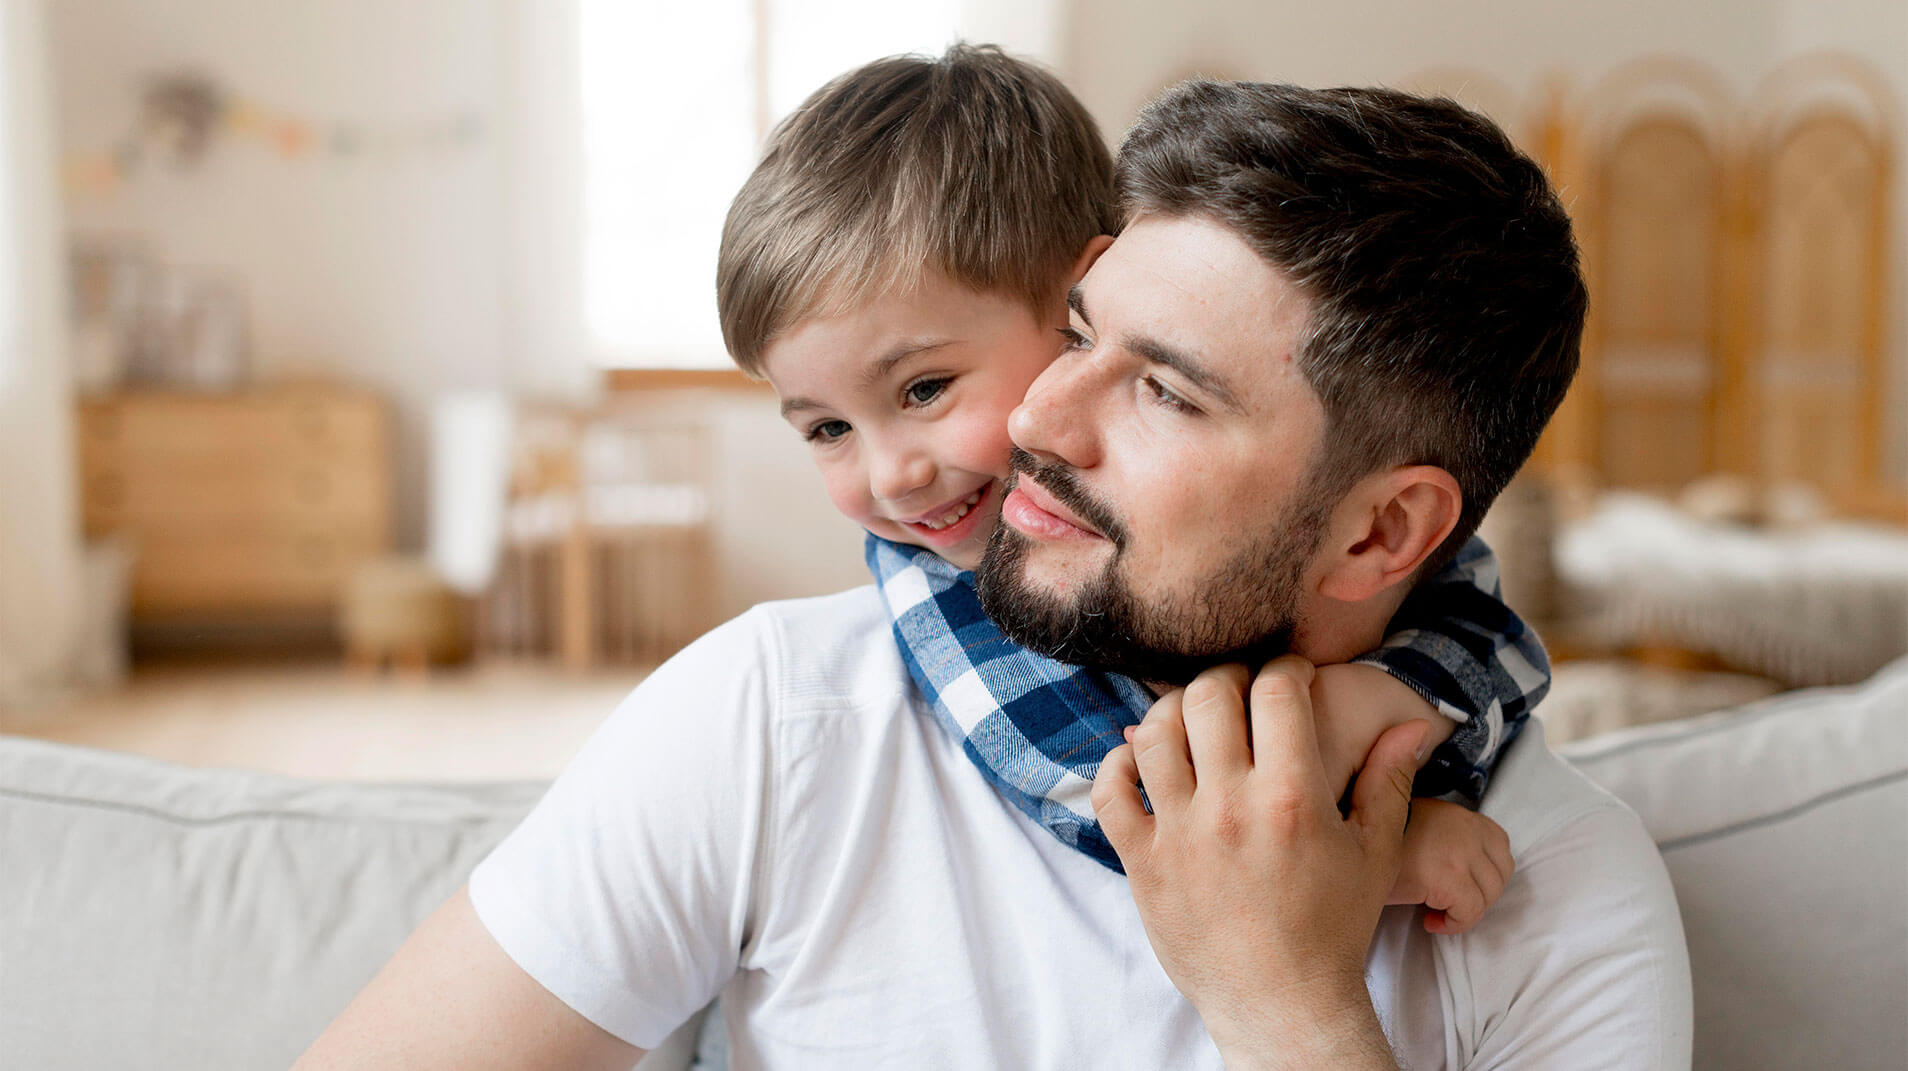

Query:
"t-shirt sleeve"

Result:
[[467, 608, 779, 1050], [1454, 805, 1695, 1070]]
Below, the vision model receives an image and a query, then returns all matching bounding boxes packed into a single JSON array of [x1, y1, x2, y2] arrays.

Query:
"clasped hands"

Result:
[[1091, 656, 1511, 1070]]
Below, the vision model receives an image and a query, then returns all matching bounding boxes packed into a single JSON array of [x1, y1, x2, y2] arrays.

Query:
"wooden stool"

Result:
[[341, 556, 468, 676]]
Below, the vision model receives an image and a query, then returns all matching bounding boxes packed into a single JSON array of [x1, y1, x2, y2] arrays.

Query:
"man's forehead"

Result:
[[1082, 215, 1310, 382]]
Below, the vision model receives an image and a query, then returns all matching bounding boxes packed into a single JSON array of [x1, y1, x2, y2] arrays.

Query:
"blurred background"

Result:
[[0, 0, 1902, 781]]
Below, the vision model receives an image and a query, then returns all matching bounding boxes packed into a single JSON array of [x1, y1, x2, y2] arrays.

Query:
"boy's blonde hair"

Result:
[[717, 44, 1117, 374]]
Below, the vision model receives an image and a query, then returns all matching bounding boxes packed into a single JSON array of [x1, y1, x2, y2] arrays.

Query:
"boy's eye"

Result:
[[1056, 326, 1091, 351], [805, 419, 852, 443], [904, 378, 949, 407]]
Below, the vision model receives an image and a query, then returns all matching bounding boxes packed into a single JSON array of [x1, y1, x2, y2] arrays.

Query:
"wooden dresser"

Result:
[[77, 387, 393, 624]]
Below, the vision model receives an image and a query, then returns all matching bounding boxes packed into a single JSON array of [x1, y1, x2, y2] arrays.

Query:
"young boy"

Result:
[[716, 45, 1537, 934]]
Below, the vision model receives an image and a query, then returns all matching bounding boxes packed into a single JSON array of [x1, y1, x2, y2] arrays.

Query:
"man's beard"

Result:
[[975, 449, 1329, 687]]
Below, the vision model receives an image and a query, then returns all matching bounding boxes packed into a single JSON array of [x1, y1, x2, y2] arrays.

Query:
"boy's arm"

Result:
[[294, 887, 644, 1071], [1308, 664, 1516, 932], [1350, 536, 1551, 801], [1310, 662, 1453, 797]]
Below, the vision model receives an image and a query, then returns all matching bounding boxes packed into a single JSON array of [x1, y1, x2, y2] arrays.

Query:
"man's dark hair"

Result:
[[1117, 81, 1586, 572]]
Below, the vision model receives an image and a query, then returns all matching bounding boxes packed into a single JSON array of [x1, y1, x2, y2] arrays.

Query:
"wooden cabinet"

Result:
[[77, 388, 392, 619]]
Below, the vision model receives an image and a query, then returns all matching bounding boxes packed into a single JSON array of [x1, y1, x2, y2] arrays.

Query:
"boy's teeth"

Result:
[[919, 490, 984, 531]]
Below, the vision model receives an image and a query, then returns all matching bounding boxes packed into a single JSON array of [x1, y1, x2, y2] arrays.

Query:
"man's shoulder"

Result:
[[655, 584, 909, 721], [1473, 718, 1679, 926], [741, 582, 903, 687], [1479, 718, 1652, 859], [746, 582, 889, 637], [1439, 718, 1693, 1067]]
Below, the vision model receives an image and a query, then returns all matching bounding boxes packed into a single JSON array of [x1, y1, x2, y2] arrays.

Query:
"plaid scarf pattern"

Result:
[[1348, 535, 1550, 801], [867, 533, 1548, 872]]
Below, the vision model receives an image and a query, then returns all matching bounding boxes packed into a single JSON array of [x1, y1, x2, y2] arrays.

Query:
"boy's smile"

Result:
[[761, 271, 1070, 570]]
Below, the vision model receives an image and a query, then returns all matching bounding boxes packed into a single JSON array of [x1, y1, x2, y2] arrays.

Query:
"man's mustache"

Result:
[[1007, 448, 1128, 548]]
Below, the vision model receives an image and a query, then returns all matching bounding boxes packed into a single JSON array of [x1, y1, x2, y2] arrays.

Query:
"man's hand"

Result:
[[1092, 657, 1433, 1071]]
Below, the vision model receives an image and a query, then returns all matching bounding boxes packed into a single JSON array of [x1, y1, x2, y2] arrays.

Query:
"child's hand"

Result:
[[1387, 800, 1514, 935]]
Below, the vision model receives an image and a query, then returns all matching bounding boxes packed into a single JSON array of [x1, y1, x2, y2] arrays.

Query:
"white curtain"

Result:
[[570, 0, 1067, 371], [0, 0, 81, 709]]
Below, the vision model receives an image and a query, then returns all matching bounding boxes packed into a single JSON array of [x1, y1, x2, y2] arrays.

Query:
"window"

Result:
[[579, 0, 1056, 370]]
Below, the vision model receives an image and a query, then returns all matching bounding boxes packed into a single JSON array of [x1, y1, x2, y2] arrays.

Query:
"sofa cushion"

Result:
[[1561, 657, 1908, 1071], [0, 737, 546, 1070]]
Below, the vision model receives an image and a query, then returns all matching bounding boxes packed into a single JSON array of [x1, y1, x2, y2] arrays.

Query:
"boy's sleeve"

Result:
[[1350, 536, 1551, 802]]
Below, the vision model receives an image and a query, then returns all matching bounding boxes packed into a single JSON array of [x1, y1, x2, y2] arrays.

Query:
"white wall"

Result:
[[49, 0, 518, 549], [1058, 0, 1908, 481], [0, 0, 82, 706], [42, 0, 872, 621]]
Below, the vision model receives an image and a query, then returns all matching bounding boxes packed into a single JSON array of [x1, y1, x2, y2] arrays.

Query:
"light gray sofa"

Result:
[[4, 658, 1904, 1070]]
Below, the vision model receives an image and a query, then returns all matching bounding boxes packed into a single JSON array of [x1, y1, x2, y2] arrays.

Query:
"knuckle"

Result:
[[1252, 667, 1307, 702], [1182, 671, 1241, 714], [1131, 720, 1170, 753], [1255, 656, 1315, 694], [1262, 786, 1313, 831], [1206, 800, 1246, 848], [1387, 765, 1417, 798]]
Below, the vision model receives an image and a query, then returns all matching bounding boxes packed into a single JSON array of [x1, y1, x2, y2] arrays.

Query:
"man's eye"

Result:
[[805, 419, 852, 443], [904, 378, 949, 406], [1056, 326, 1091, 351], [1144, 376, 1197, 414]]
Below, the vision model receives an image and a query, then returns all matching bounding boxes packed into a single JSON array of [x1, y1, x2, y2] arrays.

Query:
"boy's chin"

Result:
[[919, 530, 984, 572], [940, 551, 984, 571], [890, 511, 1001, 572]]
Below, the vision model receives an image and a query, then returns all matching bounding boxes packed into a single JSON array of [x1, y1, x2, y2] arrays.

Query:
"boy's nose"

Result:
[[869, 444, 936, 504], [1009, 351, 1104, 470]]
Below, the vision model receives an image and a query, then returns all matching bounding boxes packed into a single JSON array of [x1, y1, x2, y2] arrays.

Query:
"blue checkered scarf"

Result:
[[867, 533, 1549, 873]]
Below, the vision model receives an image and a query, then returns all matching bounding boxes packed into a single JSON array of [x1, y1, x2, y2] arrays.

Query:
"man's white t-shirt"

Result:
[[468, 587, 1692, 1069]]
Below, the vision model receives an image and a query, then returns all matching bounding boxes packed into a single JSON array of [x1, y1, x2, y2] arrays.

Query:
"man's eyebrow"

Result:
[[1067, 285, 1090, 326], [1068, 285, 1245, 415]]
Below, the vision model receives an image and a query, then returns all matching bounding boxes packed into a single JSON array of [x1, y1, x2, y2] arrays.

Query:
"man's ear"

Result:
[[1068, 235, 1115, 285], [1315, 465, 1462, 603]]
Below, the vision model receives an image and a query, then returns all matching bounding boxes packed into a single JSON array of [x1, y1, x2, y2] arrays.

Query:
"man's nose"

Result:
[[869, 438, 936, 503], [1009, 350, 1105, 469]]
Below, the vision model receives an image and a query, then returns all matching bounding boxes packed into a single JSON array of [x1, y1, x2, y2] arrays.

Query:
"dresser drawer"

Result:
[[131, 526, 387, 613], [77, 388, 393, 619], [81, 461, 387, 535]]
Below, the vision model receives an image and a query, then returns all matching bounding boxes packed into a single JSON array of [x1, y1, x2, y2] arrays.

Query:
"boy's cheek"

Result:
[[816, 465, 876, 530], [956, 398, 1029, 479]]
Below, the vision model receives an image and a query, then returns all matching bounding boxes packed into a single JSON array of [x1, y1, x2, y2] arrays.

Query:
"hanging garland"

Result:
[[63, 71, 485, 197]]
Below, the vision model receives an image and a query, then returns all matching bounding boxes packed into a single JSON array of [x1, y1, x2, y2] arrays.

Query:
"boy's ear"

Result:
[[1068, 235, 1115, 284], [1315, 465, 1462, 603]]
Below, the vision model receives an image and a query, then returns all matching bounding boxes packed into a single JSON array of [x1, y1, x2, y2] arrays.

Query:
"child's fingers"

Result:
[[1434, 878, 1488, 935], [1474, 857, 1508, 911], [1484, 827, 1515, 886]]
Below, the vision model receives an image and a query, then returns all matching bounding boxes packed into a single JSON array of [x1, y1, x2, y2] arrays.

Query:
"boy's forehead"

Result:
[[764, 272, 1040, 386]]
